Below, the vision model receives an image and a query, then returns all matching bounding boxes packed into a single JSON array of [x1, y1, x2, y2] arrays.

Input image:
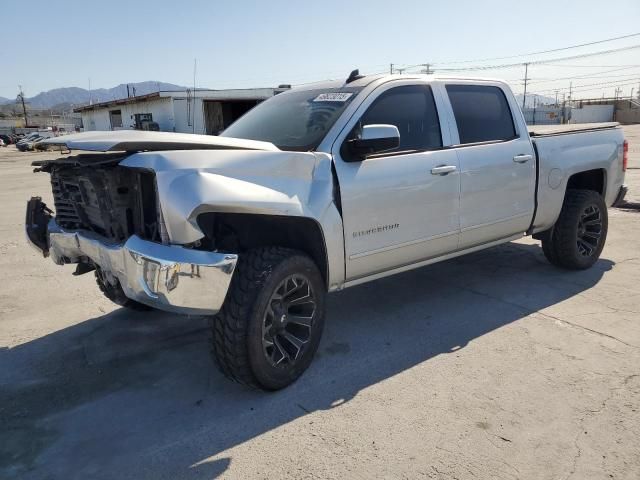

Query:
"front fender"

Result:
[[161, 170, 313, 243], [120, 149, 335, 244]]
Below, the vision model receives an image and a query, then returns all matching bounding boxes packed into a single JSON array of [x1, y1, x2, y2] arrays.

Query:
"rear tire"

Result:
[[212, 247, 326, 390], [95, 268, 152, 311], [541, 189, 608, 270]]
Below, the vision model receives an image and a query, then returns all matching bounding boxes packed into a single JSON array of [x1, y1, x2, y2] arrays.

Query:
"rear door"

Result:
[[443, 83, 535, 249], [333, 81, 461, 280]]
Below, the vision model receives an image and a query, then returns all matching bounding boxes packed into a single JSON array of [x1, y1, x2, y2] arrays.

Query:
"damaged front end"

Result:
[[25, 196, 53, 256], [34, 153, 162, 244], [26, 153, 238, 315]]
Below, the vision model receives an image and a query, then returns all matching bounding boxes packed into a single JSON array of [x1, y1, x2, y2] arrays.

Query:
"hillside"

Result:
[[1, 81, 186, 109]]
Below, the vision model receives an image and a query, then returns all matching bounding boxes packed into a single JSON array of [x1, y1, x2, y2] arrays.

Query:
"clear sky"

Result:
[[2, 0, 639, 100]]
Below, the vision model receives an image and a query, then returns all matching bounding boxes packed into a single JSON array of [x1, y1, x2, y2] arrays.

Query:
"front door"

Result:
[[333, 83, 461, 281]]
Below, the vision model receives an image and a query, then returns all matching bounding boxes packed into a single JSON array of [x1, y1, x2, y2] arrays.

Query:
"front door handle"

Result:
[[431, 165, 457, 175], [513, 154, 533, 163]]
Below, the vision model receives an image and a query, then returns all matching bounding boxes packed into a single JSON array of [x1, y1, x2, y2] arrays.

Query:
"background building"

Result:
[[74, 87, 288, 135]]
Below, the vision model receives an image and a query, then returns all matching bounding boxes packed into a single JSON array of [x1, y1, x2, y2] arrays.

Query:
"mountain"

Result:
[[0, 96, 10, 105], [21, 81, 186, 109], [514, 93, 557, 108]]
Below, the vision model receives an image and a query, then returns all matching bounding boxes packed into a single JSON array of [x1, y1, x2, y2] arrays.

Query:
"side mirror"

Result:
[[347, 124, 400, 159]]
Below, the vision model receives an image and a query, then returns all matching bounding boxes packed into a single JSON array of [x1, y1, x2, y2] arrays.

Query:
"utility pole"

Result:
[[421, 63, 432, 74], [396, 68, 406, 75], [555, 90, 559, 107], [521, 63, 529, 110], [568, 82, 572, 104], [390, 63, 394, 74], [17, 85, 28, 127], [192, 58, 197, 134], [88, 78, 92, 105], [615, 87, 623, 99]]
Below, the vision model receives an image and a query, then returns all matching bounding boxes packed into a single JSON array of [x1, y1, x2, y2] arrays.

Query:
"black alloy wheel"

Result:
[[212, 247, 326, 390], [540, 189, 608, 270], [262, 274, 317, 367], [576, 204, 603, 257]]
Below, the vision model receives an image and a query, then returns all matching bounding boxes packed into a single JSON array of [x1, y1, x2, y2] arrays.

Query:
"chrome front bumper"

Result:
[[33, 217, 237, 315]]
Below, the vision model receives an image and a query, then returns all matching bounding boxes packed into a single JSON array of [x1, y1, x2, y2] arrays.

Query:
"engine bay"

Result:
[[33, 154, 160, 243]]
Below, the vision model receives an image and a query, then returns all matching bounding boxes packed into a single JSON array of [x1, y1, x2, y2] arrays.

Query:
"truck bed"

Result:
[[528, 122, 619, 137]]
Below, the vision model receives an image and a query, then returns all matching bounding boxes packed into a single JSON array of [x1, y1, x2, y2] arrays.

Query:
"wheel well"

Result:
[[197, 212, 329, 288], [566, 169, 606, 196]]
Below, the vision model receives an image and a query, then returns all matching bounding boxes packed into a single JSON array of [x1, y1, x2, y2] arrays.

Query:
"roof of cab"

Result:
[[290, 73, 511, 92], [291, 74, 387, 91]]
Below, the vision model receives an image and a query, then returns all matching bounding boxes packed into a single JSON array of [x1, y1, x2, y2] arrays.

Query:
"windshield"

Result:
[[220, 87, 363, 151]]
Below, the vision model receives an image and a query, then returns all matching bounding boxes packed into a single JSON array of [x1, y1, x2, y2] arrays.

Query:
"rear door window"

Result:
[[446, 85, 516, 144]]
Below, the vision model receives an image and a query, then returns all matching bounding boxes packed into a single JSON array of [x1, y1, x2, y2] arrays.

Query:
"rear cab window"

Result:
[[445, 84, 516, 144]]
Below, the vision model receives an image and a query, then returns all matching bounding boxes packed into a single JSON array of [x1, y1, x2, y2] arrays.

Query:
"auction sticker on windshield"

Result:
[[313, 92, 353, 102]]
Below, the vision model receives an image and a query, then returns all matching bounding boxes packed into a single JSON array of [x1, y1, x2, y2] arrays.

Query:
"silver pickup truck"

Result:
[[26, 72, 628, 390]]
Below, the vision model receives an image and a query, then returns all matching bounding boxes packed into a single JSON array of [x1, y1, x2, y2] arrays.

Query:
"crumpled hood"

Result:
[[43, 130, 279, 153], [121, 149, 334, 244]]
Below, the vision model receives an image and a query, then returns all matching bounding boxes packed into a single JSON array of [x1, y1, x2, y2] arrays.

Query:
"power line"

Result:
[[535, 64, 640, 68], [428, 44, 640, 72], [528, 66, 640, 84], [434, 32, 640, 65], [532, 78, 640, 94], [570, 81, 638, 95]]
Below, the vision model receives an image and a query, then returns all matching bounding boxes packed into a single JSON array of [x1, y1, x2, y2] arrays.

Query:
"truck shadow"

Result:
[[1, 241, 614, 479]]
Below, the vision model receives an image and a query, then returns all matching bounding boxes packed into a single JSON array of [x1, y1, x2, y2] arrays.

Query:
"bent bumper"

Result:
[[27, 209, 237, 315]]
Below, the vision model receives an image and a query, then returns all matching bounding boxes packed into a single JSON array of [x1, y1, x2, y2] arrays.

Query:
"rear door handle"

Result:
[[513, 154, 533, 163], [431, 165, 457, 175]]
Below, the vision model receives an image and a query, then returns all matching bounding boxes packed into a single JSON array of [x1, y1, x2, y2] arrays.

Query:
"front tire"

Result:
[[95, 268, 152, 311], [212, 247, 326, 390], [541, 189, 608, 270]]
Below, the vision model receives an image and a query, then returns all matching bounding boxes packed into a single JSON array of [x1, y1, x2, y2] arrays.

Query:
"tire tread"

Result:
[[95, 269, 151, 311], [211, 246, 296, 388], [541, 189, 607, 270]]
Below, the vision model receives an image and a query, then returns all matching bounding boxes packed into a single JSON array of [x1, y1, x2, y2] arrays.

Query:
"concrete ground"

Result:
[[1, 126, 639, 480]]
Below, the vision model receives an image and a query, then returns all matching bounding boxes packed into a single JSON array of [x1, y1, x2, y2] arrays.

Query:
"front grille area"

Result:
[[50, 166, 159, 242], [51, 176, 82, 228]]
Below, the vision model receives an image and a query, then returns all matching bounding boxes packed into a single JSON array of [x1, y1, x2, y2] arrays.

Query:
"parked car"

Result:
[[0, 134, 13, 145], [26, 72, 627, 390], [0, 138, 5, 147], [16, 136, 43, 151], [16, 133, 41, 146], [17, 131, 57, 151]]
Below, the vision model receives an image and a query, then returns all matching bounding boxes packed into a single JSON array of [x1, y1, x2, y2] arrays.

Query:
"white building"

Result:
[[75, 87, 287, 135]]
